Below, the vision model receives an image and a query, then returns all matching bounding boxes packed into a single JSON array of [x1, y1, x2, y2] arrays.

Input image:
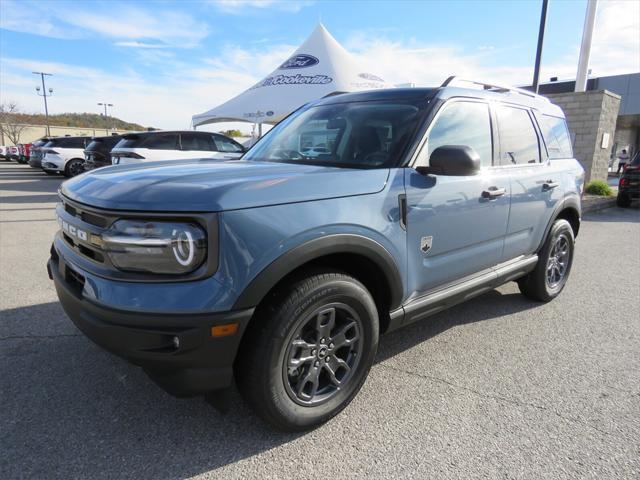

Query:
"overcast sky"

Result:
[[1, 0, 638, 132]]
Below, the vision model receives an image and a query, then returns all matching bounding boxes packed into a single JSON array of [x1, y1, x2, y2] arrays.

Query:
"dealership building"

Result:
[[532, 72, 639, 180]]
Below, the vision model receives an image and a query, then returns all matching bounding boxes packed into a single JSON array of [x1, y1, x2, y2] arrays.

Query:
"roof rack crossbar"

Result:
[[441, 76, 549, 102]]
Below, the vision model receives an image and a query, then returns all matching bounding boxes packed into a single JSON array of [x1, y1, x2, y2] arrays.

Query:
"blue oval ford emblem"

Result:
[[279, 54, 319, 70]]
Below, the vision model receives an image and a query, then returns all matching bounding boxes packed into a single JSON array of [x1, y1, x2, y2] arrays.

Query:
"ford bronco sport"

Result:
[[49, 77, 584, 431]]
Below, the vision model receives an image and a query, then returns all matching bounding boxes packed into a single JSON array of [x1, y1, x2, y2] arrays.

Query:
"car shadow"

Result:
[[1, 288, 540, 478], [376, 289, 539, 363]]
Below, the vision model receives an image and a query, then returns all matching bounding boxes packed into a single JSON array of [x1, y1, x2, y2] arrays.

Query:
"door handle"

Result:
[[481, 187, 507, 199], [543, 180, 560, 191]]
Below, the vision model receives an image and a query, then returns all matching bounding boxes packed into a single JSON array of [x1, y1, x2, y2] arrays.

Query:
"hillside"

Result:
[[2, 112, 148, 131]]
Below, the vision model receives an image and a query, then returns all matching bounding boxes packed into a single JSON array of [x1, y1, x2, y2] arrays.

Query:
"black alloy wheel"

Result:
[[236, 270, 379, 431], [283, 303, 363, 406], [518, 218, 575, 302]]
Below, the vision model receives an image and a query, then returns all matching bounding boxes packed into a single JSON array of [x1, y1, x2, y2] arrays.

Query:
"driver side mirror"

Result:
[[417, 145, 481, 176]]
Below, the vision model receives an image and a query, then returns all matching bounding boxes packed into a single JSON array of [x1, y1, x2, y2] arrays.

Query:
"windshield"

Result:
[[243, 101, 425, 168]]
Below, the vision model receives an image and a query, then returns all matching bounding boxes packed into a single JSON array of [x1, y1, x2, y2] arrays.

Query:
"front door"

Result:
[[405, 99, 510, 299]]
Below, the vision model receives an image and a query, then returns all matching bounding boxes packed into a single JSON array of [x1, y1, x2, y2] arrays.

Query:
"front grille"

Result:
[[59, 198, 112, 265]]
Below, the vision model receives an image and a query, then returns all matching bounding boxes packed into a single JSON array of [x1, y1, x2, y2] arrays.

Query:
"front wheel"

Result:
[[518, 219, 575, 302], [235, 271, 379, 431]]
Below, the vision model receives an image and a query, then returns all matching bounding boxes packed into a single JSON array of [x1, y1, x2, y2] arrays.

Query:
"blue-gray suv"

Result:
[[49, 77, 585, 431]]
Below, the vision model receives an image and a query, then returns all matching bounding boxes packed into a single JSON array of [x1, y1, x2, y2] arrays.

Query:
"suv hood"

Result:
[[61, 159, 390, 212]]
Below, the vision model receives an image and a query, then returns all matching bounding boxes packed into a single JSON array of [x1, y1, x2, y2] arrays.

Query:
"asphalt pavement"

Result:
[[1, 162, 639, 479]]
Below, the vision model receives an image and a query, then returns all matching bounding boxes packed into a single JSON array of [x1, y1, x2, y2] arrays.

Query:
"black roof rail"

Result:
[[441, 76, 549, 102]]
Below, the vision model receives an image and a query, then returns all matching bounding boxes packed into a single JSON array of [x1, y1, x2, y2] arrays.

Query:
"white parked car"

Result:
[[111, 131, 246, 165], [41, 136, 91, 177]]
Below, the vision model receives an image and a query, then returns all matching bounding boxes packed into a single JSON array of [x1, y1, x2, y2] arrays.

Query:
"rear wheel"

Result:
[[64, 159, 85, 177], [616, 193, 632, 208], [235, 271, 379, 431], [518, 219, 575, 302]]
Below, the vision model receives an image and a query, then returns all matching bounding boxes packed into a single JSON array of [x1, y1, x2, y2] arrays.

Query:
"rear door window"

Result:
[[142, 133, 179, 150], [181, 133, 215, 151], [419, 101, 493, 167], [535, 113, 573, 159], [495, 106, 540, 165], [212, 135, 244, 153]]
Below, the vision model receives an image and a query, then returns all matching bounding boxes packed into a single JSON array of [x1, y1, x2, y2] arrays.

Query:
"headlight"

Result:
[[103, 220, 206, 274]]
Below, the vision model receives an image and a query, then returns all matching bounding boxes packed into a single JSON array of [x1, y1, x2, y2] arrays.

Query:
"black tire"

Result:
[[616, 193, 632, 208], [64, 159, 85, 177], [235, 270, 379, 431], [518, 219, 575, 302]]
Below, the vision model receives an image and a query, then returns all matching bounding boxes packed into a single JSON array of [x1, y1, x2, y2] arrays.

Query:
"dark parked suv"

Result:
[[49, 77, 584, 431], [617, 152, 639, 207], [83, 135, 123, 171], [28, 137, 51, 168]]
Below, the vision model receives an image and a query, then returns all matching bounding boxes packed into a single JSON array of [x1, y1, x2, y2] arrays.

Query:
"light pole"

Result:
[[33, 72, 53, 136], [98, 102, 114, 134], [532, 0, 549, 93], [575, 0, 599, 92]]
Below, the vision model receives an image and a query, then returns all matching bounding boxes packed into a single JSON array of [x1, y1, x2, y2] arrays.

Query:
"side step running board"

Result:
[[388, 255, 538, 331]]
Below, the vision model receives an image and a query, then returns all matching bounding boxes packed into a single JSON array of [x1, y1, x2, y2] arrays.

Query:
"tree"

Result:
[[0, 102, 29, 145], [218, 129, 243, 138]]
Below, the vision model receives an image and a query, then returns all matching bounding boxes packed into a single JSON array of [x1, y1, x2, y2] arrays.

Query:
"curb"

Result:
[[582, 196, 617, 214]]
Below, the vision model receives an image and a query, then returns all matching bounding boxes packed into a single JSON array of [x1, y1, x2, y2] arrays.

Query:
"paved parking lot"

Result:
[[1, 162, 639, 479]]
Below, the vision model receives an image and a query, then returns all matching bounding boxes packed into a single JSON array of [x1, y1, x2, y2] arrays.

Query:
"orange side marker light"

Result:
[[211, 323, 239, 337]]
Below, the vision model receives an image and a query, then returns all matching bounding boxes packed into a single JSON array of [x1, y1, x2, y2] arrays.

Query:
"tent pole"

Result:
[[258, 123, 263, 137]]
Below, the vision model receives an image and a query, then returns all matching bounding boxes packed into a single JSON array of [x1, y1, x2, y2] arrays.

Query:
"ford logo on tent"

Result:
[[279, 54, 319, 69]]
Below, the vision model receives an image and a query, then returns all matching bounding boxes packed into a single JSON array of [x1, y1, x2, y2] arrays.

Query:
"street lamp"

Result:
[[33, 72, 53, 136], [98, 102, 114, 134]]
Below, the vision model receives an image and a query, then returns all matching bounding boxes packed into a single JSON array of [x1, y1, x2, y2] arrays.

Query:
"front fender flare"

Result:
[[232, 234, 403, 311]]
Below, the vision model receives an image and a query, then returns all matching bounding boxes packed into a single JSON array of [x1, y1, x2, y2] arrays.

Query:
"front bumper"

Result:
[[48, 251, 254, 397]]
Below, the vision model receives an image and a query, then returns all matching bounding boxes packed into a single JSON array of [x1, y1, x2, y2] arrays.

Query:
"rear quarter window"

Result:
[[535, 113, 573, 159]]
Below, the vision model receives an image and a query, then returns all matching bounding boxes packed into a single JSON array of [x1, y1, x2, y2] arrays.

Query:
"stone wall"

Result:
[[0, 124, 134, 145], [546, 90, 621, 182]]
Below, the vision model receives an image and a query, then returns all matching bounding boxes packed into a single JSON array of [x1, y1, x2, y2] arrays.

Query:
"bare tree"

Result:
[[0, 102, 29, 145]]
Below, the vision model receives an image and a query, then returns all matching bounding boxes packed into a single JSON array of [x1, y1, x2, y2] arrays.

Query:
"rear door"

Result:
[[405, 99, 511, 296], [57, 137, 88, 162], [494, 104, 564, 260]]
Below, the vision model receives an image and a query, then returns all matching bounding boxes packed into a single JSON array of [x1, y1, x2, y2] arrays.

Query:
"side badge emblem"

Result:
[[420, 236, 433, 254]]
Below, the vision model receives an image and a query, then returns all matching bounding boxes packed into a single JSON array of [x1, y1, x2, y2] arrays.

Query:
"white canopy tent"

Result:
[[192, 24, 391, 131]]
